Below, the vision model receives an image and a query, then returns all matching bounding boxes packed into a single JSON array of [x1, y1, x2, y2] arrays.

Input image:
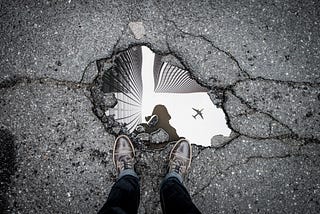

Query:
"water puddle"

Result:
[[104, 46, 231, 146]]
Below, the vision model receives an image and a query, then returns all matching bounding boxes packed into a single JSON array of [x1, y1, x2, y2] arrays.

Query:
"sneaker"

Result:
[[135, 124, 145, 133], [168, 139, 192, 178], [113, 135, 135, 175], [146, 114, 159, 127]]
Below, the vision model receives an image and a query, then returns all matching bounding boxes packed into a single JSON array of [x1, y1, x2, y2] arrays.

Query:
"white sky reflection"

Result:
[[140, 46, 230, 146]]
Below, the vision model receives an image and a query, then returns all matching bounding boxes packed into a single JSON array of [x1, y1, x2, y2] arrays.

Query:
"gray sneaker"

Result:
[[146, 114, 159, 127], [168, 139, 192, 178], [113, 135, 135, 175], [135, 124, 145, 133]]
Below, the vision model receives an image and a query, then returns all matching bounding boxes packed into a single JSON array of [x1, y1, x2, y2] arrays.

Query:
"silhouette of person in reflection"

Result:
[[145, 104, 180, 142]]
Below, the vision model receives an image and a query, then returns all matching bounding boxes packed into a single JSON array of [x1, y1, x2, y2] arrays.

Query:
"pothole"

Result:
[[96, 45, 231, 147]]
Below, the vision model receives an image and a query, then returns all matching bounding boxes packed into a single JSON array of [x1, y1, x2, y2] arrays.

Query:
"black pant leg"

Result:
[[98, 175, 140, 214], [160, 177, 201, 214]]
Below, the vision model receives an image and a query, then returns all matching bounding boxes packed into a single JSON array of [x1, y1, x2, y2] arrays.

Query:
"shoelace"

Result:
[[118, 155, 133, 171], [171, 158, 186, 174]]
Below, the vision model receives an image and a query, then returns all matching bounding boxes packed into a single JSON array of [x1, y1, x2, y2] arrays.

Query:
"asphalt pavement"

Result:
[[0, 0, 319, 213]]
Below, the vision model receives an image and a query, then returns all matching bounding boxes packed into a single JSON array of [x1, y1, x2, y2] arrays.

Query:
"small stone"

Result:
[[128, 22, 146, 40], [208, 89, 224, 107], [135, 125, 145, 133], [150, 128, 169, 144], [211, 134, 233, 148], [55, 60, 62, 66], [112, 126, 121, 134], [102, 93, 117, 108], [100, 114, 109, 123], [136, 133, 150, 141], [93, 107, 104, 118]]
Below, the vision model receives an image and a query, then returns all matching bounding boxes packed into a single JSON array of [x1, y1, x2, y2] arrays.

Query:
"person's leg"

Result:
[[160, 174, 201, 214], [98, 170, 140, 214], [98, 135, 140, 214], [160, 139, 201, 214]]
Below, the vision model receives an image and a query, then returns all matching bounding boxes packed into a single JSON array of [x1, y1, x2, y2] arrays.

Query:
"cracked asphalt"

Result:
[[1, 0, 320, 213]]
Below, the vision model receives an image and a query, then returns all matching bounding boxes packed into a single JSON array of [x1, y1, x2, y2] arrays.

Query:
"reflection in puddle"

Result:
[[134, 104, 181, 144], [104, 46, 230, 146], [103, 46, 143, 131]]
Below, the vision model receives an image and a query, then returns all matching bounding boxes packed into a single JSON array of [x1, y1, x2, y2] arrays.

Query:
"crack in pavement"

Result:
[[5, 34, 312, 151], [163, 18, 251, 79], [163, 35, 216, 95], [157, 15, 319, 145], [0, 76, 91, 90], [164, 18, 320, 87], [227, 89, 298, 138], [6, 23, 315, 208], [191, 152, 310, 198], [79, 60, 98, 84], [27, 85, 45, 117], [245, 76, 320, 87], [155, 2, 233, 75]]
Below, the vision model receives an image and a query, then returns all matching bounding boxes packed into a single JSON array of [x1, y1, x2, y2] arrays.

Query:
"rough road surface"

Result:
[[1, 0, 320, 213]]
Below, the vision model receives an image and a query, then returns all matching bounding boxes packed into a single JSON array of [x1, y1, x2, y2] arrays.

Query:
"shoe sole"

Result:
[[112, 135, 136, 167], [169, 138, 192, 170]]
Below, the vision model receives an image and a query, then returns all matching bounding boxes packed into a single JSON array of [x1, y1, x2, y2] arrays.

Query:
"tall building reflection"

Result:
[[153, 54, 207, 93], [102, 46, 143, 131], [102, 46, 208, 132]]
